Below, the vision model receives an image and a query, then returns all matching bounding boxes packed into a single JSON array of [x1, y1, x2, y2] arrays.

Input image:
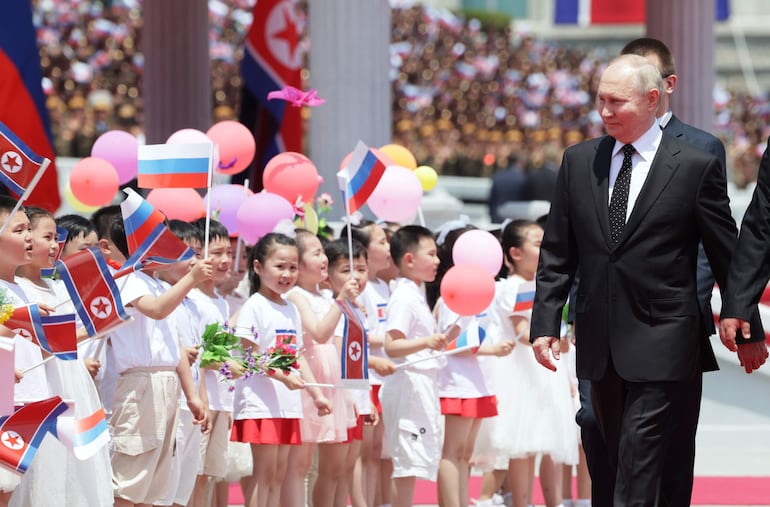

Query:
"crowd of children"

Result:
[[0, 195, 589, 507]]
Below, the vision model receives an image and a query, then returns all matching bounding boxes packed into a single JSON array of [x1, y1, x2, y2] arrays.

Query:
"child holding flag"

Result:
[[106, 217, 211, 507], [342, 220, 397, 507], [12, 206, 113, 507], [380, 225, 448, 507], [474, 219, 578, 507], [286, 229, 359, 507], [231, 232, 330, 507]]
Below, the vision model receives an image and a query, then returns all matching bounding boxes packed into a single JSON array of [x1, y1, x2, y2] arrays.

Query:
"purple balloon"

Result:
[[236, 191, 294, 244], [91, 130, 138, 185], [205, 184, 252, 235]]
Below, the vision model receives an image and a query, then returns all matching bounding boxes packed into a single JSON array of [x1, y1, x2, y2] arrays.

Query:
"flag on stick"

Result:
[[444, 319, 486, 353], [337, 141, 388, 214], [41, 225, 68, 278], [56, 247, 130, 338], [114, 188, 193, 277], [0, 396, 68, 474], [337, 299, 369, 387], [137, 143, 213, 189], [512, 280, 536, 315]]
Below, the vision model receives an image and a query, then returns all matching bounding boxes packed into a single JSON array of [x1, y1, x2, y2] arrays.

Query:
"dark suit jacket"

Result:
[[722, 137, 770, 320], [665, 115, 727, 342], [488, 165, 527, 223], [530, 133, 762, 382]]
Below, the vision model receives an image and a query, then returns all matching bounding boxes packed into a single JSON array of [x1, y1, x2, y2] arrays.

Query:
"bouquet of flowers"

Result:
[[252, 342, 300, 377], [0, 288, 14, 326], [199, 322, 245, 369]]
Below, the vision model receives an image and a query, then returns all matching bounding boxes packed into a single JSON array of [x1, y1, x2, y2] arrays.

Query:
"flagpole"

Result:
[[303, 382, 368, 390], [19, 354, 56, 375], [233, 178, 249, 271], [0, 158, 50, 236], [393, 346, 469, 370], [203, 143, 215, 258], [417, 205, 426, 227], [343, 175, 355, 277]]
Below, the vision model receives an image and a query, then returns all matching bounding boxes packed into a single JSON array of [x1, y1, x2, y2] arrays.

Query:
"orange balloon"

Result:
[[378, 144, 417, 170], [263, 152, 319, 203]]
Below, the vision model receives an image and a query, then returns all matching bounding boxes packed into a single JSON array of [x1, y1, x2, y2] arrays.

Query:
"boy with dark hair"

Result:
[[381, 225, 448, 507]]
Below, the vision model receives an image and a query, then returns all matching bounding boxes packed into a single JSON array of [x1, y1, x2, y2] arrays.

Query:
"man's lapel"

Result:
[[590, 136, 615, 250]]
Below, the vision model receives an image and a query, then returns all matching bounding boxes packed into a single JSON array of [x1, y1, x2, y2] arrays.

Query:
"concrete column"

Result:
[[308, 0, 391, 218], [143, 0, 211, 143], [646, 0, 715, 131]]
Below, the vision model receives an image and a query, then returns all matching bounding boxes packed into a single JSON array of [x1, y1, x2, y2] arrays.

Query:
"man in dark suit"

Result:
[[488, 154, 527, 223], [719, 138, 770, 364], [573, 38, 732, 507], [530, 54, 765, 507]]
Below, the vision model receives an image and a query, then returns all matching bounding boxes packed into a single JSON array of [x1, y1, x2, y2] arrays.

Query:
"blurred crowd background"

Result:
[[35, 0, 770, 188]]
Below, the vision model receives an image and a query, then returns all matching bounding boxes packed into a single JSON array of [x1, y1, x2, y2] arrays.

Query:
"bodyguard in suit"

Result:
[[572, 38, 732, 507], [530, 55, 764, 507], [719, 137, 770, 367]]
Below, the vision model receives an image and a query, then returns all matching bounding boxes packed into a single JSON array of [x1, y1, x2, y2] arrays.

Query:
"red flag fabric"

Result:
[[0, 396, 68, 474], [0, 2, 60, 211], [55, 247, 130, 338], [235, 0, 303, 191], [337, 299, 369, 386]]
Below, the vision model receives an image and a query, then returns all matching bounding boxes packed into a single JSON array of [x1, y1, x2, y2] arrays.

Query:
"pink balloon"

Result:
[[91, 130, 138, 185], [263, 152, 319, 204], [207, 121, 256, 176], [69, 157, 119, 207], [440, 264, 496, 316], [147, 188, 205, 222], [452, 229, 503, 276], [236, 191, 295, 244], [367, 166, 423, 222], [205, 184, 253, 235]]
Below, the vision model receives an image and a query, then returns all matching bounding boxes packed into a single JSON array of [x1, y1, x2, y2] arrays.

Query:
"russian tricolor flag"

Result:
[[114, 188, 193, 277], [337, 141, 388, 214], [445, 319, 486, 353], [512, 280, 536, 315], [137, 143, 213, 189], [555, 0, 729, 25], [68, 408, 110, 460]]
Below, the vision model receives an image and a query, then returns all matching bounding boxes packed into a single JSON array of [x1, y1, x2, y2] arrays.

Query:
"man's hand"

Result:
[[737, 341, 769, 374], [532, 336, 560, 372], [719, 317, 750, 352]]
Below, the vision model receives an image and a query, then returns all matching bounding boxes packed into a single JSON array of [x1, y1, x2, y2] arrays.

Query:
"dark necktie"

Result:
[[609, 144, 635, 243]]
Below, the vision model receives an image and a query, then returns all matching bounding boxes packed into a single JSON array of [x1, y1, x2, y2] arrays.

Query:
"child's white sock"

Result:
[[576, 499, 592, 507], [563, 499, 576, 507]]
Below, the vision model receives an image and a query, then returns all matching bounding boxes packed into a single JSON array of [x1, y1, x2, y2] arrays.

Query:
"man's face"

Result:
[[597, 63, 658, 143]]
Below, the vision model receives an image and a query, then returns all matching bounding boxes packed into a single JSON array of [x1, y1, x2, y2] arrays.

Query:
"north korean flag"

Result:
[[338, 299, 369, 387], [56, 247, 130, 338], [39, 314, 78, 360], [0, 396, 68, 474], [0, 2, 60, 211], [4, 305, 45, 348]]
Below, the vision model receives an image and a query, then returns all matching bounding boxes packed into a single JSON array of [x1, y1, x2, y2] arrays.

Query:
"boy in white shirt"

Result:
[[380, 225, 448, 507]]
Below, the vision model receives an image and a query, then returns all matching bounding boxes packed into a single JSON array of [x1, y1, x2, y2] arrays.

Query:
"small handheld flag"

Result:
[[445, 319, 486, 353], [114, 188, 194, 277], [5, 305, 45, 348], [56, 247, 130, 338], [56, 407, 110, 461], [0, 396, 68, 474], [39, 314, 78, 360], [137, 142, 213, 189], [0, 122, 49, 199], [512, 280, 536, 315], [337, 299, 369, 387], [337, 141, 388, 214]]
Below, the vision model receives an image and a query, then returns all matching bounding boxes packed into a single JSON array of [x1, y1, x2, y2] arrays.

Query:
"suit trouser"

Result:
[[579, 372, 702, 507], [589, 361, 690, 507]]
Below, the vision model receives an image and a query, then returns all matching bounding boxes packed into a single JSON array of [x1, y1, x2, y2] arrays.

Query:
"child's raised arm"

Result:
[[131, 259, 213, 320]]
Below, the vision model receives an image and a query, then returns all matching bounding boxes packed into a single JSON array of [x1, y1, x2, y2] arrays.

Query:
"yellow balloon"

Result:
[[302, 203, 319, 235], [64, 181, 99, 213], [379, 143, 417, 170], [414, 165, 438, 191]]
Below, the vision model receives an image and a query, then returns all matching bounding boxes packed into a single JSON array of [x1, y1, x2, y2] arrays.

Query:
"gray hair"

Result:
[[609, 53, 664, 98]]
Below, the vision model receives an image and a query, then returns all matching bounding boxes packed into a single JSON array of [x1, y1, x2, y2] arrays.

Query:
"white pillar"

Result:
[[143, 0, 211, 143], [308, 0, 392, 217], [646, 0, 715, 131]]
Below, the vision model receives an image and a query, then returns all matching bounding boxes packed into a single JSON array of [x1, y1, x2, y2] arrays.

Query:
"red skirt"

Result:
[[231, 418, 302, 445], [370, 384, 383, 414], [440, 395, 498, 418], [345, 414, 365, 443]]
